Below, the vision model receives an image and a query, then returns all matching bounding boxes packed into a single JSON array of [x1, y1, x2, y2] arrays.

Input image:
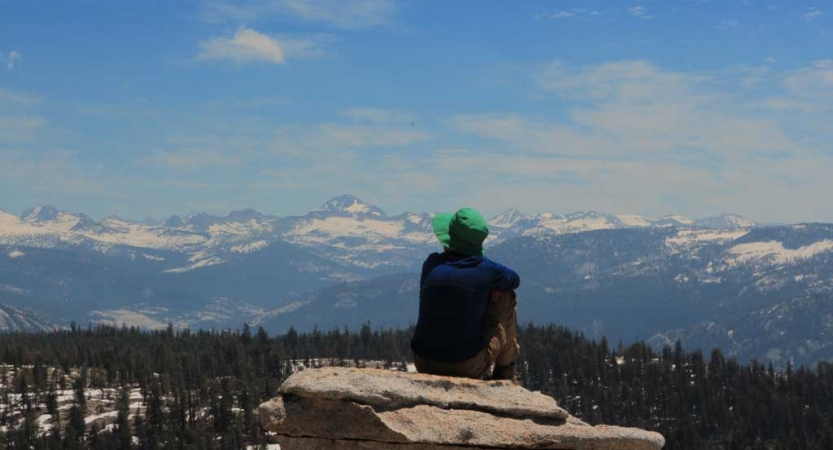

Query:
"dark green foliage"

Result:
[[0, 323, 830, 450]]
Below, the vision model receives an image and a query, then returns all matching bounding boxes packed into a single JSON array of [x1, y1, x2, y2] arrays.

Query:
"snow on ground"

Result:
[[727, 240, 833, 266], [665, 229, 749, 254], [89, 309, 173, 330], [164, 256, 225, 273], [533, 214, 615, 234], [85, 410, 119, 424], [664, 215, 694, 225], [615, 214, 653, 227], [285, 216, 428, 245], [231, 240, 270, 253]]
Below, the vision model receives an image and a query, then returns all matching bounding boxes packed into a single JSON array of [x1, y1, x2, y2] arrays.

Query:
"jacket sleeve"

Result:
[[491, 260, 520, 291], [420, 253, 442, 286]]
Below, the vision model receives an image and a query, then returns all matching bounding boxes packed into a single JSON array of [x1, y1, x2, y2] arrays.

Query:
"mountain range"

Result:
[[3, 195, 832, 367]]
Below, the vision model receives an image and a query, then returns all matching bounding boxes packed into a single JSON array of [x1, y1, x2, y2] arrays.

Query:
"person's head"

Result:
[[432, 208, 489, 256]]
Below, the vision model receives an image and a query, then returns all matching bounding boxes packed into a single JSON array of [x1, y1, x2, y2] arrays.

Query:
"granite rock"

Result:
[[259, 367, 665, 450]]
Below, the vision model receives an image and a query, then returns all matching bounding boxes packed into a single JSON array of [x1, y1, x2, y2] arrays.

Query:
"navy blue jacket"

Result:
[[411, 251, 520, 363]]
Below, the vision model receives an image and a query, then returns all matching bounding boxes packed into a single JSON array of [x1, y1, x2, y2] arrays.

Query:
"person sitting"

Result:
[[410, 207, 521, 382]]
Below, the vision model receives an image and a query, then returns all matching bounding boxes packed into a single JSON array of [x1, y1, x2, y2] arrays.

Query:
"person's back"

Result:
[[410, 208, 521, 382]]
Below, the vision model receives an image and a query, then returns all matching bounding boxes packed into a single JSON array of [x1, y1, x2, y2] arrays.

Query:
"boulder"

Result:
[[258, 367, 665, 450]]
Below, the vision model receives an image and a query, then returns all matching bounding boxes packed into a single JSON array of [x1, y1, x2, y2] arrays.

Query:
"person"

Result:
[[410, 207, 521, 382]]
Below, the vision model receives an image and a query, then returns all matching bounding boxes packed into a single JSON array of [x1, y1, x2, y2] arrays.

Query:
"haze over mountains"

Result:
[[2, 195, 832, 367]]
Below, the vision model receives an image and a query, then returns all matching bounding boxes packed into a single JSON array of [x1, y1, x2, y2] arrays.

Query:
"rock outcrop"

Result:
[[258, 367, 665, 450]]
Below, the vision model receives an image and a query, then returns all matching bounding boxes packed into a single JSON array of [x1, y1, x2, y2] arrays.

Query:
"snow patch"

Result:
[[727, 240, 833, 266], [231, 240, 269, 253]]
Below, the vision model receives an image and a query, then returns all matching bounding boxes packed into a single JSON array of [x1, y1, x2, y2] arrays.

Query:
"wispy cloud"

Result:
[[0, 117, 46, 141], [716, 19, 740, 29], [279, 34, 331, 58], [801, 9, 822, 22], [436, 59, 833, 218], [535, 9, 601, 20], [0, 88, 40, 106], [727, 64, 771, 88], [0, 149, 105, 195], [783, 60, 833, 102], [140, 148, 244, 170], [2, 50, 22, 69], [197, 28, 285, 64], [550, 11, 575, 19], [203, 0, 397, 29], [339, 107, 416, 124], [273, 122, 429, 155], [456, 60, 798, 162], [628, 5, 653, 20]]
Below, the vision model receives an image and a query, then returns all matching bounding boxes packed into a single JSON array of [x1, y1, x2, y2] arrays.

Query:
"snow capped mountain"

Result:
[[0, 195, 760, 273], [693, 214, 757, 229], [22, 205, 62, 222], [489, 208, 529, 229], [1, 197, 832, 367], [309, 194, 388, 220]]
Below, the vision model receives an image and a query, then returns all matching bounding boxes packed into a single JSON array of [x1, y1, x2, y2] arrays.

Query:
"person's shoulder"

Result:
[[482, 256, 515, 271], [425, 252, 443, 262], [422, 252, 444, 267]]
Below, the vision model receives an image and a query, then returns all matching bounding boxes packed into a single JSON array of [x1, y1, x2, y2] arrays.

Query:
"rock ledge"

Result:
[[258, 367, 665, 450]]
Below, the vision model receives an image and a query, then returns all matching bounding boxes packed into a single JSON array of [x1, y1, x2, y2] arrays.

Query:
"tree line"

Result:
[[0, 323, 829, 450]]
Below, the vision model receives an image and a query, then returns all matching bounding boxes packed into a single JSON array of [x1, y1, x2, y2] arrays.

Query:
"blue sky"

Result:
[[1, 0, 831, 222]]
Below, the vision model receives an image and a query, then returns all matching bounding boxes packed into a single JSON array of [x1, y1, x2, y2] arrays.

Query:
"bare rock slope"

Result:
[[258, 367, 665, 450]]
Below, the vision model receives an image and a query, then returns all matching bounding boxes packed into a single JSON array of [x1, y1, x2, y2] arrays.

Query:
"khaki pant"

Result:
[[414, 291, 519, 380]]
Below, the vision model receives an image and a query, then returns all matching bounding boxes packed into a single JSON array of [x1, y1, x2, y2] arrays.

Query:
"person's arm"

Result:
[[491, 260, 520, 291]]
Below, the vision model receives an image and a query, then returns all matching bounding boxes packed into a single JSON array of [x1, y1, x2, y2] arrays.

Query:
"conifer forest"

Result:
[[0, 324, 830, 450]]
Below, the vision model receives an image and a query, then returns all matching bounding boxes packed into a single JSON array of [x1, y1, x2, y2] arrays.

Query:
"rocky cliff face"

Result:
[[257, 367, 665, 450]]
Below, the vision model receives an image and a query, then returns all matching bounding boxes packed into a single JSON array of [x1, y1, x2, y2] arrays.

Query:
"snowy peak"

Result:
[[313, 195, 387, 220], [22, 205, 61, 223], [226, 208, 265, 223], [165, 215, 185, 228], [655, 215, 695, 227], [489, 208, 528, 228], [694, 214, 757, 229]]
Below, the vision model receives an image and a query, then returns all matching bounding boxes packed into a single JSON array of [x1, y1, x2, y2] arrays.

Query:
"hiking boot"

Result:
[[491, 363, 519, 385]]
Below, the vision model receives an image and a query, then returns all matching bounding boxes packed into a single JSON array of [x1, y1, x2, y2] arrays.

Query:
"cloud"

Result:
[[550, 11, 574, 19], [801, 9, 822, 22], [716, 19, 740, 29], [197, 28, 285, 64], [140, 148, 244, 170], [203, 0, 397, 29], [406, 149, 833, 221], [628, 6, 653, 19], [273, 122, 429, 155], [0, 149, 105, 195], [279, 35, 330, 58], [281, 0, 395, 28], [727, 64, 771, 88], [4, 50, 21, 69], [783, 60, 833, 101], [436, 59, 833, 219], [535, 60, 708, 102], [455, 60, 800, 162], [339, 107, 416, 124], [535, 9, 602, 20], [0, 88, 40, 106], [0, 117, 46, 141]]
